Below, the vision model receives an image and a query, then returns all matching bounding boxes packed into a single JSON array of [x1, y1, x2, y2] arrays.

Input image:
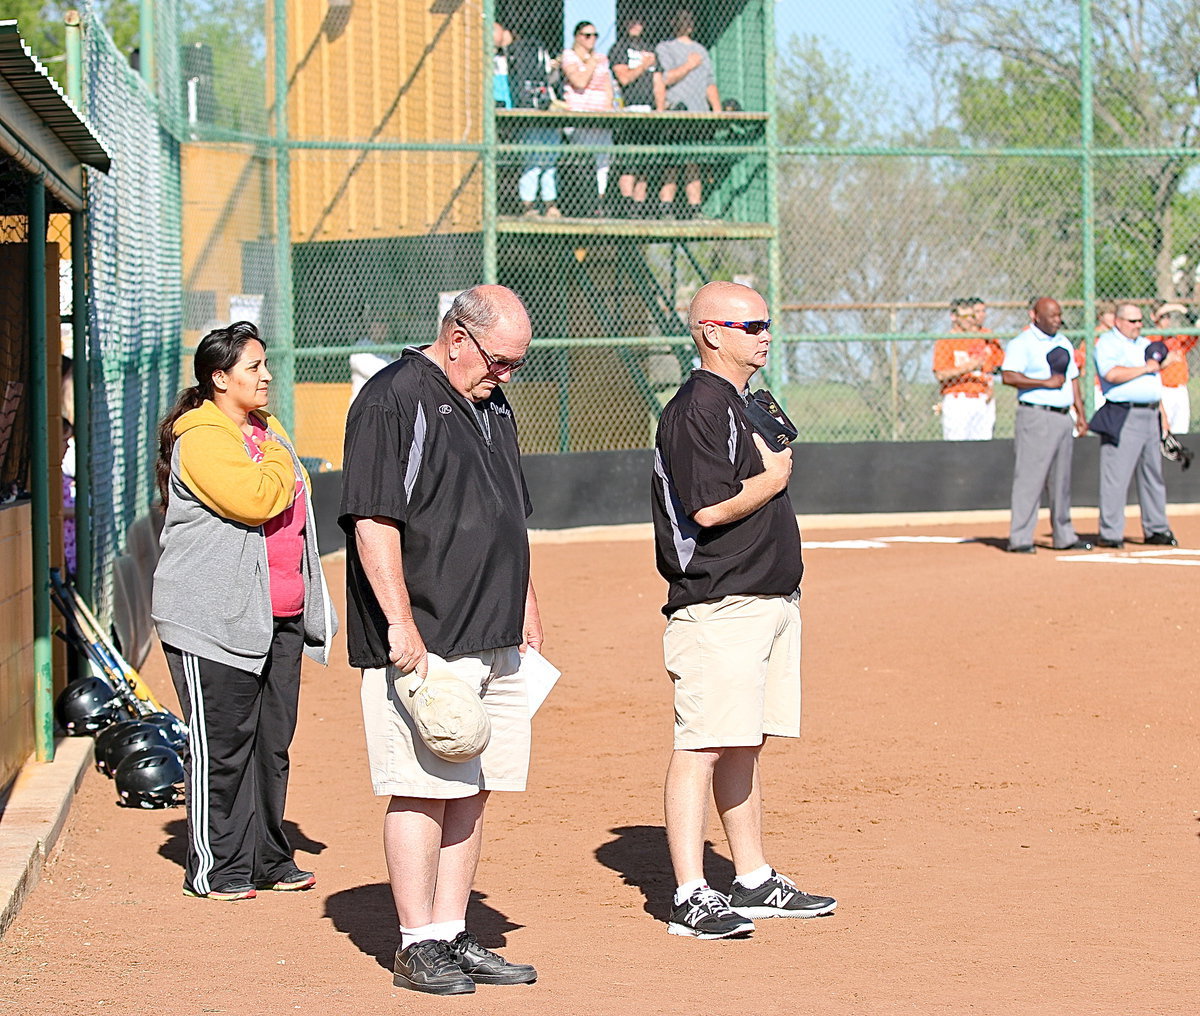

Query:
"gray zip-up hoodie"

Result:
[[152, 401, 337, 673]]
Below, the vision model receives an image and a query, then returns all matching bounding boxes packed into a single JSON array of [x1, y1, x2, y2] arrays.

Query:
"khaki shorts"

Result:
[[360, 647, 530, 799], [664, 592, 801, 750]]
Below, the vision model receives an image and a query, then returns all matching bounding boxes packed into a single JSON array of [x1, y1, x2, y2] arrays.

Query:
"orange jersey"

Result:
[[1159, 334, 1196, 388], [933, 335, 1004, 396]]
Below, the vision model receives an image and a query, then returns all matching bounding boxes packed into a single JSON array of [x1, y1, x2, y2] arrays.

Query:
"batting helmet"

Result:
[[100, 722, 172, 779], [114, 746, 185, 809], [55, 677, 122, 736], [94, 719, 151, 777], [140, 712, 188, 754]]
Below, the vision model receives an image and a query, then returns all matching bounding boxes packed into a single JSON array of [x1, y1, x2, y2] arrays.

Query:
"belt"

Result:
[[1113, 401, 1160, 409], [1018, 403, 1069, 414]]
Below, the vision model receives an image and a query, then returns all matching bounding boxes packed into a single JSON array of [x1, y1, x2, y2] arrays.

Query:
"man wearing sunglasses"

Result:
[[1093, 303, 1178, 548], [651, 280, 835, 940], [340, 285, 543, 994]]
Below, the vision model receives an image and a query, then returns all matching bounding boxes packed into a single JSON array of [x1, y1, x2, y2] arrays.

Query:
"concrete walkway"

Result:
[[0, 736, 94, 937]]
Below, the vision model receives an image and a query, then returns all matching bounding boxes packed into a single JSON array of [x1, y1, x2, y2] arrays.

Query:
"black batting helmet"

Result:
[[115, 746, 185, 809], [55, 677, 122, 736], [100, 722, 172, 779], [140, 712, 188, 754], [94, 719, 150, 777]]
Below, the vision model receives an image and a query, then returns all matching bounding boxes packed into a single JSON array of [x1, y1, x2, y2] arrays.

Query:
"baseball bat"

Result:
[[50, 570, 176, 721], [51, 599, 145, 719]]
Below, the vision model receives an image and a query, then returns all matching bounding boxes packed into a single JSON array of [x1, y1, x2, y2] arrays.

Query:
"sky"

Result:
[[559, 0, 910, 77]]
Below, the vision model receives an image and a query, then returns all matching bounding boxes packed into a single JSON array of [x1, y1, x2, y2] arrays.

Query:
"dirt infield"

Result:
[[3, 516, 1198, 1015]]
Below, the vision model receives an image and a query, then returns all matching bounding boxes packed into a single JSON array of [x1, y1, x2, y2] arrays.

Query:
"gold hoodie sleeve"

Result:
[[177, 425, 297, 526]]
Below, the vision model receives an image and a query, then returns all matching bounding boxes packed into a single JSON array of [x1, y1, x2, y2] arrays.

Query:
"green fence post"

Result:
[[763, 0, 781, 394], [138, 0, 155, 90], [272, 0, 295, 429], [482, 0, 497, 285], [65, 11, 93, 601], [28, 177, 54, 762], [1080, 0, 1097, 414]]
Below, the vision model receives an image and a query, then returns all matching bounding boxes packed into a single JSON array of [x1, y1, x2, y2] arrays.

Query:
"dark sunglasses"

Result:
[[698, 319, 772, 335], [578, 30, 598, 37], [456, 318, 527, 375]]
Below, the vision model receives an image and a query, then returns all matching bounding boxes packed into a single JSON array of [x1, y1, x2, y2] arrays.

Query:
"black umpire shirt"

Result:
[[339, 347, 532, 668], [652, 369, 803, 616]]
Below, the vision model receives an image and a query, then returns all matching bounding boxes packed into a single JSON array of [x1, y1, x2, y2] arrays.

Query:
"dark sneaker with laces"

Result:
[[448, 931, 537, 985], [667, 886, 754, 939], [729, 870, 837, 919], [393, 940, 475, 995], [256, 867, 315, 891]]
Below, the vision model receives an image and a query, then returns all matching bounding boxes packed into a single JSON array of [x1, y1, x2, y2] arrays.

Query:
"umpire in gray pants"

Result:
[[1092, 303, 1178, 548], [1000, 298, 1091, 553]]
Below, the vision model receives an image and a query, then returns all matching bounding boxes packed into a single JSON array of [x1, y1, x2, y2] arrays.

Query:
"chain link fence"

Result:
[[66, 1, 1200, 482], [79, 0, 182, 623]]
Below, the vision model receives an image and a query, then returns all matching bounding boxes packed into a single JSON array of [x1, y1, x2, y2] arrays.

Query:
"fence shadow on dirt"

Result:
[[324, 884, 524, 970], [594, 824, 735, 922]]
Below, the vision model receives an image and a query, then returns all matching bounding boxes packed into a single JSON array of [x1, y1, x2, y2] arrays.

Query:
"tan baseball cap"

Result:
[[405, 662, 491, 763]]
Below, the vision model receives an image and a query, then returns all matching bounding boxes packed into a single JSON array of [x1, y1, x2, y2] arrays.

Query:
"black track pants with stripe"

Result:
[[163, 616, 304, 895]]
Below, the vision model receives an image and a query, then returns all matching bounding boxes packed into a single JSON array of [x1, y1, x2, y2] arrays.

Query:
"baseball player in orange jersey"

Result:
[[933, 297, 1004, 440]]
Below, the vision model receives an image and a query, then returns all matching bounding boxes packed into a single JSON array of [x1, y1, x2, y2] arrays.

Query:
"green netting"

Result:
[[80, 0, 182, 622]]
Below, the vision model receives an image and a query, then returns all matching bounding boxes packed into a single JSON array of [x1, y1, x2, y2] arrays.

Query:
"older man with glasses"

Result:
[[651, 280, 835, 941], [1093, 302, 1178, 548], [340, 285, 543, 994]]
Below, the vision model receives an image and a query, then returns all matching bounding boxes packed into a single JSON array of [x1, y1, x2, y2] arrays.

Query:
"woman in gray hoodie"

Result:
[[152, 322, 336, 901]]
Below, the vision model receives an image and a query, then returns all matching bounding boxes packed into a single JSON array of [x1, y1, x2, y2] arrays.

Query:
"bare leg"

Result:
[[683, 163, 702, 207], [665, 748, 720, 884], [659, 166, 679, 204], [712, 743, 767, 876], [384, 796, 445, 928], [431, 791, 489, 923]]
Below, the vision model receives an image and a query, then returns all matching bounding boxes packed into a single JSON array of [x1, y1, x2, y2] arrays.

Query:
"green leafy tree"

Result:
[[921, 0, 1200, 301], [775, 36, 974, 439], [7, 2, 138, 71]]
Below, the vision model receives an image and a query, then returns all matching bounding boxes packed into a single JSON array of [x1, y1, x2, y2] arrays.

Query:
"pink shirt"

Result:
[[244, 422, 306, 617], [562, 49, 613, 111]]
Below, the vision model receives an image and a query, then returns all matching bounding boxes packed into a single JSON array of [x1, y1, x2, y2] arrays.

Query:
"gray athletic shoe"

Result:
[[729, 869, 836, 919], [393, 939, 476, 995], [667, 886, 755, 939]]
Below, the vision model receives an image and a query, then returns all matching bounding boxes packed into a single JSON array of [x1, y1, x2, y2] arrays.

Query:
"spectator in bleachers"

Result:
[[506, 23, 562, 218], [562, 21, 615, 216], [653, 9, 720, 219], [609, 13, 656, 218]]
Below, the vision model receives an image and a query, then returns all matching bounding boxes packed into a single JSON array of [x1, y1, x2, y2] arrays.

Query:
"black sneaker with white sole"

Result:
[[393, 939, 476, 995], [667, 886, 755, 939], [729, 870, 837, 919], [447, 931, 537, 985]]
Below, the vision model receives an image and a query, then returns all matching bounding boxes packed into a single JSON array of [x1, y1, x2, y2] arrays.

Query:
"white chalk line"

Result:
[[800, 536, 1200, 566]]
